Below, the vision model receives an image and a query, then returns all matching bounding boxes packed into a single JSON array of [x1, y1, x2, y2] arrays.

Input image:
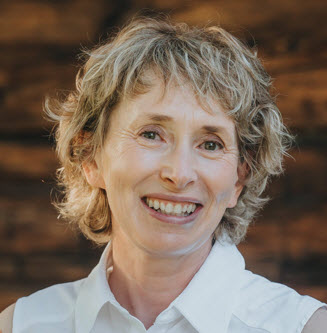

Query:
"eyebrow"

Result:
[[143, 114, 173, 122]]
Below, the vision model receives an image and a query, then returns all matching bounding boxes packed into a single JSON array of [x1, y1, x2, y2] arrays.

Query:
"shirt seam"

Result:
[[231, 314, 271, 333]]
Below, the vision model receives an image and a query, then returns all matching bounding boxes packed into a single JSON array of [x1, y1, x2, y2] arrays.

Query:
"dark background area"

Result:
[[0, 0, 326, 311]]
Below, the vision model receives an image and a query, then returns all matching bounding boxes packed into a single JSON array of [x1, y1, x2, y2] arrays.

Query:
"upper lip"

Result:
[[142, 193, 203, 205]]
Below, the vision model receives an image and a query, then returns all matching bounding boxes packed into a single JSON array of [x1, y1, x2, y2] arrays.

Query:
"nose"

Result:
[[159, 142, 198, 190]]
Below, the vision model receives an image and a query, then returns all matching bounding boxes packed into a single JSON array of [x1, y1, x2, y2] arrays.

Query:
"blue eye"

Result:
[[201, 141, 224, 151], [141, 131, 160, 140]]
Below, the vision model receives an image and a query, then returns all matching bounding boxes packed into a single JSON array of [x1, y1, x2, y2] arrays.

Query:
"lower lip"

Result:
[[141, 199, 202, 225]]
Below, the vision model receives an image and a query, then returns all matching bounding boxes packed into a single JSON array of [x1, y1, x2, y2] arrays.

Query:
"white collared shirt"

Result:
[[13, 241, 326, 333]]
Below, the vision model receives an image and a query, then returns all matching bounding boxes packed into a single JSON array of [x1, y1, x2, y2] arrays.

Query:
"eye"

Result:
[[200, 140, 224, 151], [140, 131, 161, 141]]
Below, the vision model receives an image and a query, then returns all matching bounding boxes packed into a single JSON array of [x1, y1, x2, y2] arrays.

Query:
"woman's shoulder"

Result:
[[232, 269, 326, 332], [0, 303, 15, 333], [302, 307, 327, 333], [4, 279, 85, 333]]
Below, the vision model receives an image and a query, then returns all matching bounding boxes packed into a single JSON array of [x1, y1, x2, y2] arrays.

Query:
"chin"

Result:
[[134, 232, 210, 258]]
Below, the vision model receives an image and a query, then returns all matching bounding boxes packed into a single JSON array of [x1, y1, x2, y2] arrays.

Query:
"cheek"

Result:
[[199, 160, 238, 204], [121, 149, 163, 185], [214, 189, 234, 210], [103, 144, 162, 190]]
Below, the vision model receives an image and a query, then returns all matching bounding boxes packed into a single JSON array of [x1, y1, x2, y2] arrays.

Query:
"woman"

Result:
[[1, 16, 326, 333]]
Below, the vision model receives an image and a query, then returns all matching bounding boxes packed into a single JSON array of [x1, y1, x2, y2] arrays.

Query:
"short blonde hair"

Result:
[[46, 16, 293, 245]]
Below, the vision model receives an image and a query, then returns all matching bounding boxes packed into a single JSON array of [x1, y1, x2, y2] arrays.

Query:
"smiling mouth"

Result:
[[142, 197, 200, 217]]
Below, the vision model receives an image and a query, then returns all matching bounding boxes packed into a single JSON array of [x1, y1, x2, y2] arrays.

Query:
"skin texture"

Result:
[[0, 303, 15, 333], [302, 307, 327, 333], [83, 79, 245, 328]]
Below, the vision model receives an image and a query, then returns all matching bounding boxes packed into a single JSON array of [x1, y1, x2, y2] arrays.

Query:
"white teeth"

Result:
[[160, 202, 165, 211], [145, 197, 197, 216], [154, 200, 160, 210], [173, 204, 182, 214], [165, 203, 173, 213]]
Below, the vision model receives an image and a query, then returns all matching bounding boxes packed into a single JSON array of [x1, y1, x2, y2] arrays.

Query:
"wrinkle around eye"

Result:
[[135, 132, 166, 150], [198, 146, 240, 163]]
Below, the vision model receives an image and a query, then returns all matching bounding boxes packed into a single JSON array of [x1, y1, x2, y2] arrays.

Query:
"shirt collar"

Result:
[[173, 240, 245, 333], [75, 242, 113, 333], [75, 239, 245, 333]]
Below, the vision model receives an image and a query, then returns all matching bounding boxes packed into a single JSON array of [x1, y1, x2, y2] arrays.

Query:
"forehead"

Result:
[[110, 77, 237, 142]]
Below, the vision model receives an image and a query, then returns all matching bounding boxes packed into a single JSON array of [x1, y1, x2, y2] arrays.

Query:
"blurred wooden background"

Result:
[[0, 0, 326, 311]]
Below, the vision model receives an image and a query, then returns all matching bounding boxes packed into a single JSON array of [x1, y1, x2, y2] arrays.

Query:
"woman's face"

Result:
[[90, 79, 244, 256]]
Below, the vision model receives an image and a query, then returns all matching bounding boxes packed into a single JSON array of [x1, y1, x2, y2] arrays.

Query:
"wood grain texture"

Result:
[[0, 0, 113, 44], [0, 0, 326, 312]]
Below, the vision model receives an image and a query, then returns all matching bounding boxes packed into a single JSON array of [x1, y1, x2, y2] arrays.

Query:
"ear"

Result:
[[82, 159, 106, 189], [227, 161, 249, 209]]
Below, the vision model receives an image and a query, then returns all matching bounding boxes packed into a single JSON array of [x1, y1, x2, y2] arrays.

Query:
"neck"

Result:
[[108, 234, 213, 330]]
